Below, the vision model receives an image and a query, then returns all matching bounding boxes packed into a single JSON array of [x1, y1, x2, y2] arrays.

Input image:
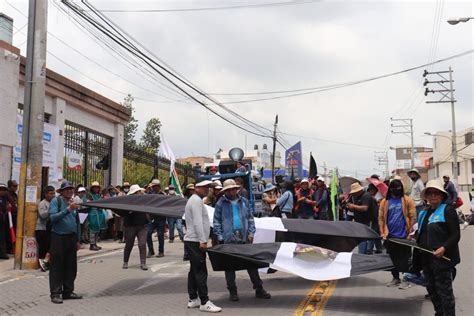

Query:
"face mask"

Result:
[[169, 190, 175, 194], [123, 188, 129, 193], [391, 188, 403, 197]]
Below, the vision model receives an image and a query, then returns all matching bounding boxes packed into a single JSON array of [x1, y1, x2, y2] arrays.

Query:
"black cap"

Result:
[[58, 181, 74, 191], [370, 174, 380, 180]]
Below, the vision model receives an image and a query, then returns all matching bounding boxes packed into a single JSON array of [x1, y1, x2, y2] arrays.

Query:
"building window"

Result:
[[465, 132, 473, 145], [457, 162, 460, 176], [436, 164, 439, 178], [471, 159, 474, 174]]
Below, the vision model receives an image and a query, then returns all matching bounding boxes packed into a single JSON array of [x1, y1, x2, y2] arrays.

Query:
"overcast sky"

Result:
[[2, 0, 473, 178]]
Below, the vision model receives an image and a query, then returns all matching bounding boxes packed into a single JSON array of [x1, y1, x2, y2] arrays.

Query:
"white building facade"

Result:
[[0, 18, 129, 188], [427, 127, 474, 192]]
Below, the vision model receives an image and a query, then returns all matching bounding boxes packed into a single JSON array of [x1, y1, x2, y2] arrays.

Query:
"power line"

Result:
[[95, 0, 321, 13], [215, 49, 473, 104], [62, 0, 273, 138]]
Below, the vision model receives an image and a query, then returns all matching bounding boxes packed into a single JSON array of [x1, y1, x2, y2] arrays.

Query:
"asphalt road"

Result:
[[0, 227, 472, 315]]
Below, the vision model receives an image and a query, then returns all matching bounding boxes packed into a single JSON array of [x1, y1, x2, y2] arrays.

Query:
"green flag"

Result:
[[170, 168, 182, 196], [330, 172, 338, 221]]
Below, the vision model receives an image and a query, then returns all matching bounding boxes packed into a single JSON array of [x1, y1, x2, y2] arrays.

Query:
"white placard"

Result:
[[25, 186, 37, 203]]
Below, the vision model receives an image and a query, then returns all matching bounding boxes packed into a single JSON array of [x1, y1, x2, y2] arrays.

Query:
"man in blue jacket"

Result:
[[48, 181, 82, 304], [213, 179, 271, 302]]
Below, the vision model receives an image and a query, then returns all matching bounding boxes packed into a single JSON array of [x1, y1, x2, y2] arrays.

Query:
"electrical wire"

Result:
[[62, 0, 273, 138], [95, 0, 321, 13]]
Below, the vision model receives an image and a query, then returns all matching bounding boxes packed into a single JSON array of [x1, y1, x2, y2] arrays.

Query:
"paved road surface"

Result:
[[0, 228, 472, 315]]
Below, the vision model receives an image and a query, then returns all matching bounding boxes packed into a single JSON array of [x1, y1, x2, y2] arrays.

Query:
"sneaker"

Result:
[[386, 278, 401, 287], [122, 262, 128, 269], [398, 280, 412, 290], [156, 253, 164, 258], [140, 264, 149, 271], [183, 254, 190, 261], [147, 252, 155, 258], [169, 239, 174, 243], [187, 299, 200, 309], [199, 300, 222, 313]]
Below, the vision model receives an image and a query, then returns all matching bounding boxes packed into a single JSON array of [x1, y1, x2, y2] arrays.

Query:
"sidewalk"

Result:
[[0, 239, 125, 283]]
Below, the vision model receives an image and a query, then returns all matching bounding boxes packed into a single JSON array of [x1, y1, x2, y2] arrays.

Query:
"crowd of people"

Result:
[[0, 165, 472, 315]]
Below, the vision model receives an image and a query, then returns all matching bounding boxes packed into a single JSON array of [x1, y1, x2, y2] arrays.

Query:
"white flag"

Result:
[[159, 135, 176, 170]]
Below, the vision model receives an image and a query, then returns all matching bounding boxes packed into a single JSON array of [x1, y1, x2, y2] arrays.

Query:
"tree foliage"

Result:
[[122, 94, 138, 146], [141, 117, 162, 151]]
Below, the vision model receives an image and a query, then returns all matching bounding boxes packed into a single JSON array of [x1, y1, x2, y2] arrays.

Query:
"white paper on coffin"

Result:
[[270, 242, 352, 281]]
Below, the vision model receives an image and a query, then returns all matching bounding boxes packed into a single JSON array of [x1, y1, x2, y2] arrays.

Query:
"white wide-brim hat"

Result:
[[127, 184, 145, 195]]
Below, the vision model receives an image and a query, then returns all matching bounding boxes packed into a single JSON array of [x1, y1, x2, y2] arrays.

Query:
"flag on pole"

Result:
[[159, 136, 182, 196], [330, 171, 338, 221], [309, 153, 317, 179]]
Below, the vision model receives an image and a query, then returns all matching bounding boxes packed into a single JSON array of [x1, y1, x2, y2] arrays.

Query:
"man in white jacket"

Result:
[[408, 169, 425, 216], [184, 180, 222, 313]]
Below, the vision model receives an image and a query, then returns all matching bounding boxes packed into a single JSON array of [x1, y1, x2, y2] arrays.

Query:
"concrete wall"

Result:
[[0, 44, 20, 183]]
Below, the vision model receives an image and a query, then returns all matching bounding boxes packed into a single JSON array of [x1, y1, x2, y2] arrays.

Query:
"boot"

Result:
[[90, 244, 100, 251], [228, 287, 239, 301], [255, 287, 271, 299]]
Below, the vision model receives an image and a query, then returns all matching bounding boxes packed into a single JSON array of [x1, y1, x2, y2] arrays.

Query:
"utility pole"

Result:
[[423, 67, 458, 182], [271, 115, 278, 184], [15, 0, 48, 270], [374, 151, 389, 178], [391, 118, 415, 169]]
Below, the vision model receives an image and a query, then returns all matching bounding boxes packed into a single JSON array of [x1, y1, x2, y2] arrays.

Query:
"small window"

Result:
[[471, 159, 474, 174], [465, 132, 473, 145]]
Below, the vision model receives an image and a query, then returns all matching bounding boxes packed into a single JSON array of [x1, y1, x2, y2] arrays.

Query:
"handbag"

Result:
[[273, 193, 290, 218]]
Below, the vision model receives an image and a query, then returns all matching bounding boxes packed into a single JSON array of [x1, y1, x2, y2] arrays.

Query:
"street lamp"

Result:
[[423, 132, 451, 140], [447, 17, 473, 25]]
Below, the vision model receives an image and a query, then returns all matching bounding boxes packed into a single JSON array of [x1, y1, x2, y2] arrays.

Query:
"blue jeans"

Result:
[[147, 218, 166, 254], [167, 218, 184, 241], [358, 240, 368, 254]]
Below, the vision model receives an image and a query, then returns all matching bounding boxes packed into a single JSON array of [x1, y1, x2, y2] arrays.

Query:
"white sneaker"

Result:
[[187, 299, 200, 309], [398, 280, 412, 290], [199, 300, 222, 313]]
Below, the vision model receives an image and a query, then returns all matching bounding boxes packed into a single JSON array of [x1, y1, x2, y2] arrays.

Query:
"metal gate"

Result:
[[63, 121, 112, 188]]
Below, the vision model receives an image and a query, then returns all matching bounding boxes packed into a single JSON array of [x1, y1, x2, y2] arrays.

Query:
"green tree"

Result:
[[141, 117, 162, 152], [122, 94, 138, 147]]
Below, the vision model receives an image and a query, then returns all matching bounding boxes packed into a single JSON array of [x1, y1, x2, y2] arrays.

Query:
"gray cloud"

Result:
[[3, 0, 472, 177]]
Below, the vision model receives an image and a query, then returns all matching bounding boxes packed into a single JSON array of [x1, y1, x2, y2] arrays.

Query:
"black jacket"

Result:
[[416, 204, 460, 270]]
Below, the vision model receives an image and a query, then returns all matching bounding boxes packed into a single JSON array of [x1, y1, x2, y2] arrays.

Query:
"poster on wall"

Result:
[[12, 114, 61, 186], [67, 152, 82, 171]]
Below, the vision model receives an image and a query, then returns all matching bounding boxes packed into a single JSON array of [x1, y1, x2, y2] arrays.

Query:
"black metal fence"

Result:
[[63, 121, 112, 187], [123, 143, 194, 188]]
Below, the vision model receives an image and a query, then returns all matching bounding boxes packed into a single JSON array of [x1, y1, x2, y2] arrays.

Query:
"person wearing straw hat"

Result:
[[378, 179, 416, 289], [213, 179, 271, 302], [122, 185, 149, 271], [408, 168, 425, 216], [48, 181, 82, 304], [414, 179, 460, 316], [87, 181, 106, 251], [184, 180, 222, 313], [203, 180, 223, 207], [346, 182, 378, 254]]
